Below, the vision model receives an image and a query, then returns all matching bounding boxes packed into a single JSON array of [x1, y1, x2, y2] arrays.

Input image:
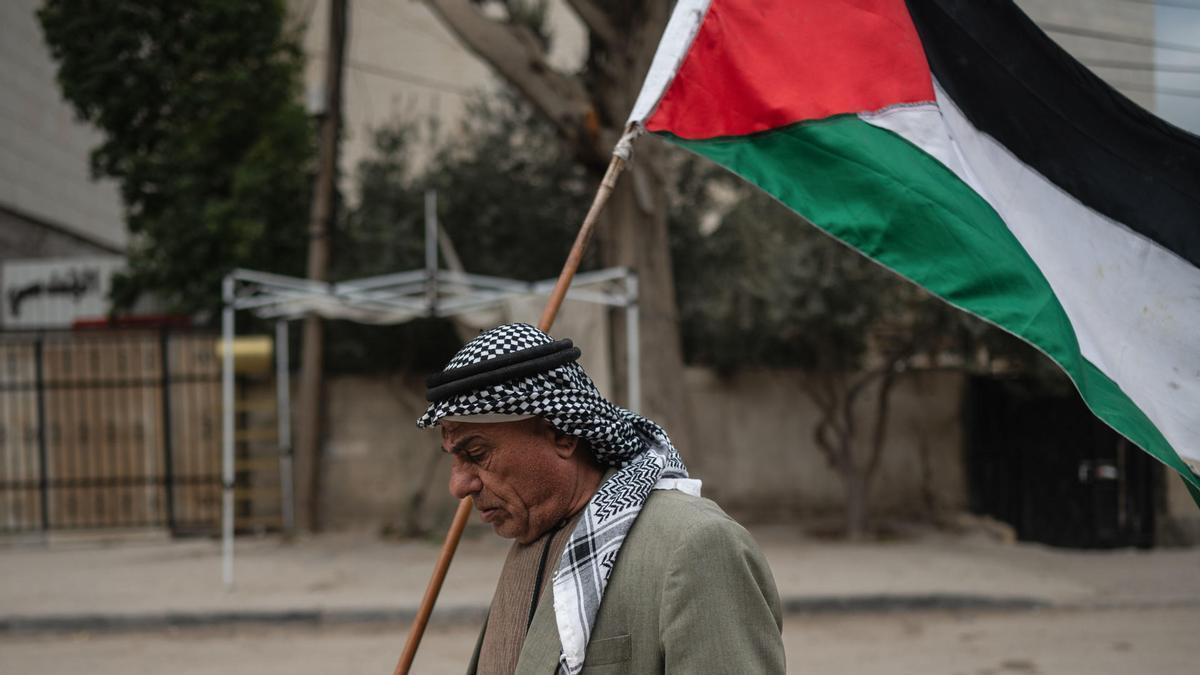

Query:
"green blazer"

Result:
[[467, 490, 785, 674]]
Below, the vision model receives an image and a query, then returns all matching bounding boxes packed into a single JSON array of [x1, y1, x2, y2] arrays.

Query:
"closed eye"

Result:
[[447, 434, 492, 464]]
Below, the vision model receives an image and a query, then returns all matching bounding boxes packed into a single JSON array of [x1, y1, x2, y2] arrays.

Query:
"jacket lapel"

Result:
[[514, 589, 562, 674], [464, 612, 486, 675]]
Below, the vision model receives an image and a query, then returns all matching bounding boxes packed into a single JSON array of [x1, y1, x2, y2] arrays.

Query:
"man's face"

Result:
[[441, 418, 576, 544]]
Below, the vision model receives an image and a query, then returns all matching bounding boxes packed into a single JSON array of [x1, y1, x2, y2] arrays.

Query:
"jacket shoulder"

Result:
[[630, 489, 748, 544], [617, 488, 766, 578], [591, 489, 784, 673]]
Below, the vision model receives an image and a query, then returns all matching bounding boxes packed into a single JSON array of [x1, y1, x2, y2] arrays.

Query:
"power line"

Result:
[[358, 0, 460, 50], [1111, 80, 1200, 99], [1041, 22, 1200, 55], [346, 59, 473, 96], [1116, 0, 1200, 11], [309, 51, 473, 96], [1083, 58, 1200, 74]]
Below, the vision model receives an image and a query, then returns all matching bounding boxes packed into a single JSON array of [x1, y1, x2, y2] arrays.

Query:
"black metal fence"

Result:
[[0, 330, 222, 534]]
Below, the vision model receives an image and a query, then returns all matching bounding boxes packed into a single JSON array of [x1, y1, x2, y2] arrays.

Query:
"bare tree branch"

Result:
[[423, 0, 599, 159], [802, 374, 855, 474], [801, 374, 848, 439], [564, 0, 620, 49], [863, 368, 898, 486], [812, 411, 841, 469]]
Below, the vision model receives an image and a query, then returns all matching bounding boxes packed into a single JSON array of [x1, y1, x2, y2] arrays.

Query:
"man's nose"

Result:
[[448, 457, 482, 500]]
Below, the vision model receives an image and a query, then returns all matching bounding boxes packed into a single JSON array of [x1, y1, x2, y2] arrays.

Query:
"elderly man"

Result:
[[418, 323, 784, 674]]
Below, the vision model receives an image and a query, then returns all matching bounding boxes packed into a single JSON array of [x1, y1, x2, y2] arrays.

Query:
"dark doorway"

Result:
[[965, 376, 1159, 549]]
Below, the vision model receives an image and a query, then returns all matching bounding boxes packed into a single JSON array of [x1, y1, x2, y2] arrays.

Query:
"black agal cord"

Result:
[[425, 339, 581, 403]]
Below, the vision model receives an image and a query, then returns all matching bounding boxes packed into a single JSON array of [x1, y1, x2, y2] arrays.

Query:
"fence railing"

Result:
[[0, 329, 222, 534]]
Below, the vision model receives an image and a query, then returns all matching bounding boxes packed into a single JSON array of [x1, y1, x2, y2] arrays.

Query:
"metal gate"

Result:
[[966, 376, 1159, 549], [0, 330, 222, 534]]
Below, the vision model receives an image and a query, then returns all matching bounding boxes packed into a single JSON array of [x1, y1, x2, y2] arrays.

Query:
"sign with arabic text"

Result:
[[1, 257, 125, 328]]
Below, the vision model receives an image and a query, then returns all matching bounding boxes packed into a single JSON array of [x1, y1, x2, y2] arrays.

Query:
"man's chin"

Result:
[[491, 517, 533, 543], [480, 509, 515, 537]]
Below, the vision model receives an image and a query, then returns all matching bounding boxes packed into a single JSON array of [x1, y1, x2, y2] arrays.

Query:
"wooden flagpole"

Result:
[[393, 153, 629, 675]]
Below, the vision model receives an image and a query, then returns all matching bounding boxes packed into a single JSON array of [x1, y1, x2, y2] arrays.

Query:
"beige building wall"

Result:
[[295, 0, 585, 191], [0, 0, 125, 256]]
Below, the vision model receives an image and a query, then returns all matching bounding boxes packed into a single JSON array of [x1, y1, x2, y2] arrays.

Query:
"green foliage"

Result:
[[424, 92, 594, 280], [343, 91, 592, 283], [38, 0, 314, 319], [326, 91, 592, 372], [334, 124, 426, 279], [672, 186, 1053, 378], [674, 189, 890, 371]]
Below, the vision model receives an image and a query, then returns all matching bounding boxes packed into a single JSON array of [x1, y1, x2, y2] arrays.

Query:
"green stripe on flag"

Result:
[[663, 115, 1200, 492]]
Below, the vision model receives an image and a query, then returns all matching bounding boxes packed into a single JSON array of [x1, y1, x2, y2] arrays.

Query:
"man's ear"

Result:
[[548, 425, 579, 459]]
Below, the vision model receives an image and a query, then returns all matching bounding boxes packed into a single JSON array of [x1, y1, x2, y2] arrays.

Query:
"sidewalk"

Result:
[[2, 524, 1198, 633]]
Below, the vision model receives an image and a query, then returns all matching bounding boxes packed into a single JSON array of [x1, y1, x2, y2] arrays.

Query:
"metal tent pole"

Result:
[[221, 276, 236, 590], [276, 319, 294, 533], [625, 272, 640, 413], [425, 190, 438, 314]]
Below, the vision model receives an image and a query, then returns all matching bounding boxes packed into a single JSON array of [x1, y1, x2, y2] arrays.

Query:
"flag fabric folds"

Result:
[[627, 0, 1200, 491]]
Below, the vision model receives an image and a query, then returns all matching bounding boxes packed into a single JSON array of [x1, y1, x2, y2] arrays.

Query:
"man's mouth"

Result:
[[478, 506, 503, 523]]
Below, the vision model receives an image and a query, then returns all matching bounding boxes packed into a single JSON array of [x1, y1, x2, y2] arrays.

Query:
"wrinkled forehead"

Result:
[[439, 415, 541, 444]]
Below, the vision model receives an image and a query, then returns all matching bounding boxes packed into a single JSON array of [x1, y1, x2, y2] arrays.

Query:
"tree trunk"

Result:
[[590, 1, 694, 450], [599, 145, 693, 451], [295, 0, 347, 532], [843, 467, 870, 540]]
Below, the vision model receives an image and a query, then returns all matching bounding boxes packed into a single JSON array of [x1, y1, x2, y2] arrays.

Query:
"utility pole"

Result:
[[296, 0, 347, 532]]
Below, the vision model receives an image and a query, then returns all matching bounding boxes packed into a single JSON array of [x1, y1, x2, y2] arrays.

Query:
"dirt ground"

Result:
[[2, 606, 1194, 674]]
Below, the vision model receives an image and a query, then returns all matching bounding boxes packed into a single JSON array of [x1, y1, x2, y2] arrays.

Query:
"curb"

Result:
[[781, 593, 1048, 614], [0, 594, 1050, 635], [0, 605, 488, 636], [7, 594, 1198, 635]]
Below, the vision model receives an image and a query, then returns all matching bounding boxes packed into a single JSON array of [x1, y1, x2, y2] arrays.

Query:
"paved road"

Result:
[[2, 606, 1194, 674], [7, 529, 1200, 621]]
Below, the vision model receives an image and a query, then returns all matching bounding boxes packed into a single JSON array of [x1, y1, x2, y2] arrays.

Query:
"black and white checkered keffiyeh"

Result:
[[418, 323, 699, 674]]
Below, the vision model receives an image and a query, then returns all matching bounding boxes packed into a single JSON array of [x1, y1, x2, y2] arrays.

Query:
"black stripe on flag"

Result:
[[905, 0, 1200, 270]]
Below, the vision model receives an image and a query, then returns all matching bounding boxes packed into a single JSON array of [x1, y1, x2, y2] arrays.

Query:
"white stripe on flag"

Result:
[[859, 86, 1200, 467], [626, 0, 713, 127]]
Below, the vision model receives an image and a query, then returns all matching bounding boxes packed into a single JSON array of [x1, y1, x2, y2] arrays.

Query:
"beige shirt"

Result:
[[476, 512, 581, 675]]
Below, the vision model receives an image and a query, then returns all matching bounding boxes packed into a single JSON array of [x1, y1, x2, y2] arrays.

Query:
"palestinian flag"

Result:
[[628, 0, 1200, 493]]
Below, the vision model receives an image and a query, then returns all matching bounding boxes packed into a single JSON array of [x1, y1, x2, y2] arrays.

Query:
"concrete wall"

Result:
[[0, 0, 126, 255], [318, 371, 460, 533], [316, 366, 967, 531], [682, 368, 967, 522]]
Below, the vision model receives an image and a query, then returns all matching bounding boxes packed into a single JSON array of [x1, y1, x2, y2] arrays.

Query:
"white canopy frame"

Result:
[[219, 192, 640, 589]]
